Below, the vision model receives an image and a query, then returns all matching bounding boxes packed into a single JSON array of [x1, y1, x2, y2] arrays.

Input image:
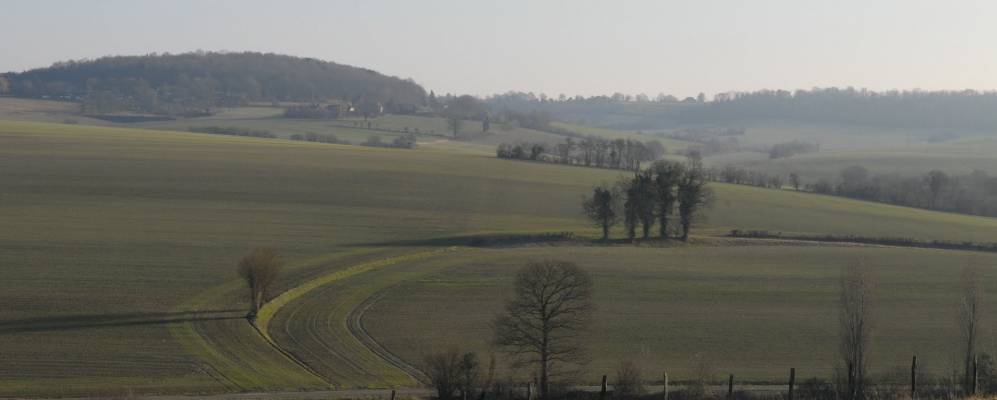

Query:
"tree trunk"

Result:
[[602, 223, 610, 241], [540, 356, 548, 400], [658, 205, 668, 239]]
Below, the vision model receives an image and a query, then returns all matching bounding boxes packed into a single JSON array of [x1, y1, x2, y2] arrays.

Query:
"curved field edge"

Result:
[[266, 247, 467, 388], [166, 249, 403, 392]]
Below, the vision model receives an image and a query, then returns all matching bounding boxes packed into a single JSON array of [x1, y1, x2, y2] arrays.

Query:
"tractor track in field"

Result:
[[346, 287, 428, 384], [256, 247, 459, 387]]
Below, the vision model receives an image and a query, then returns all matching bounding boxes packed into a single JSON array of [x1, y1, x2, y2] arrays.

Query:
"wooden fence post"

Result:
[[527, 382, 533, 400], [390, 389, 396, 400], [727, 374, 734, 400], [788, 368, 795, 400], [600, 374, 608, 400], [663, 373, 669, 400], [910, 356, 917, 400]]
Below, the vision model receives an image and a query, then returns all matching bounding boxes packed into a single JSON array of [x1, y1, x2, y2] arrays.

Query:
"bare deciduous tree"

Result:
[[494, 261, 595, 400], [237, 248, 282, 321], [960, 266, 984, 394], [425, 349, 464, 400], [651, 161, 684, 238], [676, 165, 712, 241], [839, 264, 874, 400], [583, 185, 618, 241]]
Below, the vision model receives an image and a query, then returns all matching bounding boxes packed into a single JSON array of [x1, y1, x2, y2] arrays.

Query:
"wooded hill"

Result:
[[0, 51, 426, 116], [487, 88, 997, 131]]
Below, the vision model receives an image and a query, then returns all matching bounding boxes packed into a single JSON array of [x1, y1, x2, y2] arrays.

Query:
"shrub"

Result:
[[614, 360, 645, 400]]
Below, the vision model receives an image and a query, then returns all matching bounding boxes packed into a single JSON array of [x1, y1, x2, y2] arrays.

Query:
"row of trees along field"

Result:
[[583, 160, 712, 241], [712, 164, 997, 218], [418, 260, 991, 400], [497, 137, 666, 171]]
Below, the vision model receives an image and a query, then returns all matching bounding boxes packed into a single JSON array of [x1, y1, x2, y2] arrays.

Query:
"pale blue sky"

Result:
[[2, 0, 995, 97]]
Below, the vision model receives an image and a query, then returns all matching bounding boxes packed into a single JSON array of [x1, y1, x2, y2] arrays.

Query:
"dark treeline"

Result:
[[1, 51, 426, 116], [496, 137, 665, 171], [188, 126, 276, 139], [768, 140, 820, 159], [811, 166, 997, 216], [481, 89, 997, 132], [729, 229, 997, 253], [697, 88, 997, 131], [712, 164, 997, 217]]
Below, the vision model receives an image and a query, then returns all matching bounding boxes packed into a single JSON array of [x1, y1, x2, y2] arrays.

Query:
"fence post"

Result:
[[390, 389, 396, 400], [527, 382, 533, 400], [910, 356, 917, 400], [728, 374, 734, 400], [600, 374, 608, 400], [663, 373, 669, 400], [788, 368, 795, 400]]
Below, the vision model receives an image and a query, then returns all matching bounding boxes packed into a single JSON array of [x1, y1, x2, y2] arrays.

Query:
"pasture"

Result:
[[3, 119, 997, 396], [364, 245, 997, 382]]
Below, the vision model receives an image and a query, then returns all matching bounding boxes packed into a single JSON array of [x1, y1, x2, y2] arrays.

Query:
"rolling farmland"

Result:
[[3, 119, 997, 396]]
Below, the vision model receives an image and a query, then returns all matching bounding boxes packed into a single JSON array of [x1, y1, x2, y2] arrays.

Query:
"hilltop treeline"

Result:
[[483, 89, 997, 131], [0, 51, 426, 116]]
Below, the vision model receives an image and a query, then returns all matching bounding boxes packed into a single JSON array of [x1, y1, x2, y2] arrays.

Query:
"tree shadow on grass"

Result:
[[0, 309, 243, 335], [353, 232, 692, 249]]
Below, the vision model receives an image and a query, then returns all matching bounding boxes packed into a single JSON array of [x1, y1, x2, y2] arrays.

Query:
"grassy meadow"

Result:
[[364, 245, 997, 382], [3, 118, 997, 396]]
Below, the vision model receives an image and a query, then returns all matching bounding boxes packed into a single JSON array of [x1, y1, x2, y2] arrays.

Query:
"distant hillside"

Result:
[[0, 51, 426, 116], [487, 89, 997, 132]]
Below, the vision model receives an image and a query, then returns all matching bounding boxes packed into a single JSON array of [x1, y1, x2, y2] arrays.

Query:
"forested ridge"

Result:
[[0, 51, 426, 116], [485, 89, 997, 131]]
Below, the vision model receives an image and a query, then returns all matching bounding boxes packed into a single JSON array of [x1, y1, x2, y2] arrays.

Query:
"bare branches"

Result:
[[237, 248, 282, 321], [960, 265, 984, 393], [494, 260, 595, 400], [839, 263, 874, 400]]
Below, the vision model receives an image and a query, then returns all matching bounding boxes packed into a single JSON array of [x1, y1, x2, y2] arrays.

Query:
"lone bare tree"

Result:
[[238, 248, 282, 321], [959, 266, 983, 394], [494, 261, 595, 400], [839, 264, 874, 400], [582, 185, 617, 241]]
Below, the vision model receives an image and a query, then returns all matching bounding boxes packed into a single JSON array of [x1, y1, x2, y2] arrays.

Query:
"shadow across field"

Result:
[[355, 232, 710, 249], [0, 310, 243, 335], [353, 232, 584, 248]]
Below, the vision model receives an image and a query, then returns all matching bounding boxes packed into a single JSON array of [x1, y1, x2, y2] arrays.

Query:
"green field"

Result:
[[693, 119, 997, 180], [364, 245, 997, 382], [4, 119, 997, 396]]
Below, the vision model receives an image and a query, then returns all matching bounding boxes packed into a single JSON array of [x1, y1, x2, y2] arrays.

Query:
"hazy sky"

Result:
[[2, 0, 996, 98]]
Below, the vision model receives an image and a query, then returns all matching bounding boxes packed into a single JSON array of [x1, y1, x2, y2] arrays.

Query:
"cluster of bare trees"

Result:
[[498, 137, 664, 172], [583, 160, 711, 241]]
